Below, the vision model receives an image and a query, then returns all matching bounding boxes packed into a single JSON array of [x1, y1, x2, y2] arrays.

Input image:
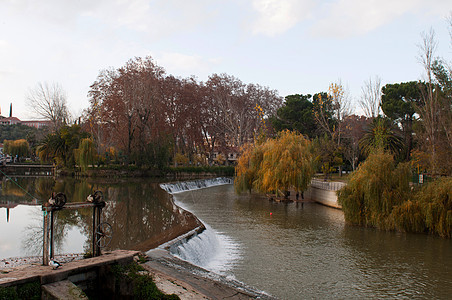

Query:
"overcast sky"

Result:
[[0, 0, 450, 120]]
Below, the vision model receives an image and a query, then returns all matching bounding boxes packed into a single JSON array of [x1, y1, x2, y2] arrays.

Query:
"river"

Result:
[[1, 177, 451, 299], [169, 184, 452, 299]]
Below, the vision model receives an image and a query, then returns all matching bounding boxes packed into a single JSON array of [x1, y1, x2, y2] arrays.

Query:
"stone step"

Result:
[[41, 280, 88, 300]]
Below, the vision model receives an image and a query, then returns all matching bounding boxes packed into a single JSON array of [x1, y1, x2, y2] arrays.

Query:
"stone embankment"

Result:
[[305, 179, 345, 209], [1, 249, 273, 299]]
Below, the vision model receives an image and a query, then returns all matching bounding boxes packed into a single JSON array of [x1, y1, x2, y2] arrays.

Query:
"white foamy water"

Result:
[[160, 177, 233, 194], [169, 224, 241, 276], [161, 178, 241, 277]]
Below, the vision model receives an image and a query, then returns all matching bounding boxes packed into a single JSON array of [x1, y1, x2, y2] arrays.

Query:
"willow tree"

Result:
[[3, 139, 30, 158], [338, 150, 411, 228], [75, 138, 98, 173], [235, 130, 314, 198], [234, 143, 264, 194]]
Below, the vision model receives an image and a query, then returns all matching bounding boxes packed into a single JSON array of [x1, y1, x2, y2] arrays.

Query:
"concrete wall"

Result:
[[305, 186, 342, 209]]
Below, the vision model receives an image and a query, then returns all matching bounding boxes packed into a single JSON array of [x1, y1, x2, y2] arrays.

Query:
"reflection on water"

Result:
[[173, 184, 452, 299], [0, 177, 199, 259]]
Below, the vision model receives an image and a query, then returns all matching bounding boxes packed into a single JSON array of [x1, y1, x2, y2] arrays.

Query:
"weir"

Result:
[[159, 177, 240, 275], [160, 177, 233, 194]]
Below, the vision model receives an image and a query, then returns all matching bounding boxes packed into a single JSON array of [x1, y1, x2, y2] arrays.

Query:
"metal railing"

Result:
[[311, 178, 346, 191]]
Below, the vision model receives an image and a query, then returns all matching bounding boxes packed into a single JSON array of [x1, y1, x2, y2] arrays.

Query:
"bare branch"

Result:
[[27, 82, 69, 131], [359, 76, 382, 118]]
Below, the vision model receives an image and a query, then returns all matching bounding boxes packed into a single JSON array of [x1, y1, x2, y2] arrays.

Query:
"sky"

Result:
[[0, 0, 451, 120]]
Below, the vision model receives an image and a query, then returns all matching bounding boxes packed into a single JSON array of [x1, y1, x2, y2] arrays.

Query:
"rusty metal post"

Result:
[[92, 205, 97, 257], [50, 210, 54, 259], [94, 205, 103, 257], [42, 209, 51, 265]]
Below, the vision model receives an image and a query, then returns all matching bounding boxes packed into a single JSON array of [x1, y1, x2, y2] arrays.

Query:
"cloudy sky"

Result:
[[0, 0, 450, 120]]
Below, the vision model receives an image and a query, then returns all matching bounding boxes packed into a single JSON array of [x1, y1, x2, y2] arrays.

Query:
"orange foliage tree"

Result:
[[235, 130, 314, 198]]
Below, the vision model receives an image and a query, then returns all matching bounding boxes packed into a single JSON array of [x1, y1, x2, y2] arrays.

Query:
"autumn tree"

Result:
[[313, 82, 351, 176], [313, 82, 352, 143], [3, 139, 30, 158], [27, 82, 70, 132], [235, 130, 314, 198], [87, 56, 283, 168], [88, 57, 166, 166], [205, 73, 282, 150], [341, 115, 370, 171]]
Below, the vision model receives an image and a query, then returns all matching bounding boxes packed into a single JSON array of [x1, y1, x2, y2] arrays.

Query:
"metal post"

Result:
[[94, 205, 102, 256], [42, 210, 50, 265], [50, 210, 54, 259], [92, 206, 97, 257]]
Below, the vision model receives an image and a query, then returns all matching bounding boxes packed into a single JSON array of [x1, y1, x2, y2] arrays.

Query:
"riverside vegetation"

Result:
[[338, 150, 451, 238]]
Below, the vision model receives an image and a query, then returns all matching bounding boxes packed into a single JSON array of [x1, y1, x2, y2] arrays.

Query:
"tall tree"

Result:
[[342, 115, 370, 171], [88, 57, 165, 165], [359, 76, 382, 118], [27, 82, 69, 132], [270, 94, 317, 137], [205, 73, 282, 149], [381, 81, 421, 160], [313, 82, 351, 146], [415, 28, 452, 175]]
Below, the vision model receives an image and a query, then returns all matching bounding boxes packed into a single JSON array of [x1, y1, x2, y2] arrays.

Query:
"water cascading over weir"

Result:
[[160, 177, 233, 194], [158, 177, 239, 275]]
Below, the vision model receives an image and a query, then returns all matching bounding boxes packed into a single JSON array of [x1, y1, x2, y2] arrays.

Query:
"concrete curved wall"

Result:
[[305, 186, 342, 209]]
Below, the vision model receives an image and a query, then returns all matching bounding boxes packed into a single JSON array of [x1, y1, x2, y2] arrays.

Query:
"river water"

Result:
[[169, 184, 452, 299], [1, 177, 451, 299], [0, 176, 199, 259]]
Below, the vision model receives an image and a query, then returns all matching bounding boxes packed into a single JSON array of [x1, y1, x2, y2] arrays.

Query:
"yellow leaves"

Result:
[[234, 130, 314, 195]]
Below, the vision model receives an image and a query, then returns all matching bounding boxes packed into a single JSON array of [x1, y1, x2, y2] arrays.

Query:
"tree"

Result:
[[313, 135, 343, 179], [359, 117, 403, 157], [312, 82, 351, 176], [338, 150, 411, 228], [88, 57, 166, 166], [270, 94, 317, 137], [75, 138, 98, 173], [341, 115, 370, 171], [3, 139, 30, 158], [235, 130, 314, 198], [381, 81, 421, 160], [359, 76, 382, 118], [205, 73, 282, 149], [416, 29, 452, 175], [27, 82, 69, 132], [312, 82, 352, 144], [37, 125, 90, 168]]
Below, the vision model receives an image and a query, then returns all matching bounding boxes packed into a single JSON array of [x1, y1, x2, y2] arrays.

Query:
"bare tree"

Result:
[[27, 82, 69, 131], [359, 76, 382, 118], [417, 29, 441, 174], [329, 81, 352, 146]]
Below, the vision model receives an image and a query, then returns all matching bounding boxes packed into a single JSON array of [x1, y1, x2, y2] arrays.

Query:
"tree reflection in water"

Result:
[[1, 177, 201, 256]]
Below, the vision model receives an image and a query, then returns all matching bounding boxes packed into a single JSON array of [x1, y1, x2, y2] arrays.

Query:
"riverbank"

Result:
[[0, 249, 273, 299]]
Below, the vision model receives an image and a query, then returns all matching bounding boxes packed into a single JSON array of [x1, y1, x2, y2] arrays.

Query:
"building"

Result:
[[0, 104, 51, 129]]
